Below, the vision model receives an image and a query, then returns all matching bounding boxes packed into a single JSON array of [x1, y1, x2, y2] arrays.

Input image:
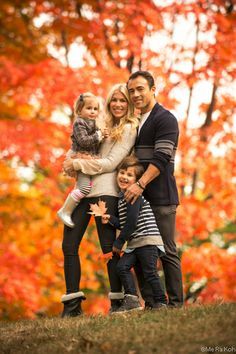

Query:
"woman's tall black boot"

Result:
[[61, 291, 86, 318]]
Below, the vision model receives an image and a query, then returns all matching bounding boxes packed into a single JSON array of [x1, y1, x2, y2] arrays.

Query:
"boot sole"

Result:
[[111, 307, 143, 314], [57, 211, 75, 228]]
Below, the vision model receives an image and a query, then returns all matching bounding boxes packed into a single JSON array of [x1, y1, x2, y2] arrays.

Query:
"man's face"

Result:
[[127, 76, 156, 114]]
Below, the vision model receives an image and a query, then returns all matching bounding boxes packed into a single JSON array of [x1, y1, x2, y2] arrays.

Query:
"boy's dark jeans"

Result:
[[116, 245, 167, 304]]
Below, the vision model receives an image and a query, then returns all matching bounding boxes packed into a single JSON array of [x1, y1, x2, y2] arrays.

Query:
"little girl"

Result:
[[102, 155, 167, 313], [58, 92, 108, 228]]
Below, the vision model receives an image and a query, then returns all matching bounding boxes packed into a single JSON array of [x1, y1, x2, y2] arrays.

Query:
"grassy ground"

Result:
[[0, 303, 235, 354]]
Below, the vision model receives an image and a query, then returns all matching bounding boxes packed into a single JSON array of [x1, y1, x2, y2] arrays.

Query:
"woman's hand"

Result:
[[70, 152, 94, 159], [63, 158, 75, 175], [101, 214, 110, 224]]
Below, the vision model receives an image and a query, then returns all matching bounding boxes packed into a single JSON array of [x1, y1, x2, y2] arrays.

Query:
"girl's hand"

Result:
[[112, 246, 121, 255], [101, 214, 110, 224], [102, 128, 110, 139]]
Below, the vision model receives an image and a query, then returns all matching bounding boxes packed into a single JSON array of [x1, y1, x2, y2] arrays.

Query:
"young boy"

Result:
[[102, 156, 167, 313]]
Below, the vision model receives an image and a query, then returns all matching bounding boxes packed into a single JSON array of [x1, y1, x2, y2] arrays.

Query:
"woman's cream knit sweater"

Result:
[[72, 123, 137, 198]]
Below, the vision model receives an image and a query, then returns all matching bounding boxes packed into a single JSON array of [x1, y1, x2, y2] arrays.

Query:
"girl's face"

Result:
[[109, 91, 128, 121], [117, 167, 137, 191], [80, 98, 99, 120]]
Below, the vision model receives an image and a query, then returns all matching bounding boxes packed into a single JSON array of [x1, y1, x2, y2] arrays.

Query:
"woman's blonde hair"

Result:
[[105, 84, 138, 140], [73, 92, 99, 116]]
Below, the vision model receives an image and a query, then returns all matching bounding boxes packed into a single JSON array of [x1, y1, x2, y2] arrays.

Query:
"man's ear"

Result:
[[151, 85, 156, 96]]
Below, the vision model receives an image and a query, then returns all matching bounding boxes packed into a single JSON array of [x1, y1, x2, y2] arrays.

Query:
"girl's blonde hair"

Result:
[[73, 92, 99, 116], [105, 83, 138, 141]]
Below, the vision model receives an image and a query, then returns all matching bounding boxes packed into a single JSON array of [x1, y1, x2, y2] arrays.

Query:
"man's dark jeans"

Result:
[[117, 245, 167, 304], [135, 205, 183, 307]]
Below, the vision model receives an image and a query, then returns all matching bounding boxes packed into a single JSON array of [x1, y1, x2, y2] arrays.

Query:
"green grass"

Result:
[[0, 304, 235, 354]]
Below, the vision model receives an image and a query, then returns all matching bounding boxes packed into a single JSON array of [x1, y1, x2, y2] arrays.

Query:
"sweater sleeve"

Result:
[[72, 124, 136, 175], [108, 215, 121, 229], [150, 113, 179, 173], [113, 197, 143, 250]]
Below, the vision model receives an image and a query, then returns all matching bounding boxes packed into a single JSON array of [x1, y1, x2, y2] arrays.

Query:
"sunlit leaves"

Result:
[[0, 0, 235, 318]]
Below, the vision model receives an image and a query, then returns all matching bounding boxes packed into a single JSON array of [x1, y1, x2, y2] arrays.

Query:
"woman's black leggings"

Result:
[[62, 195, 122, 294]]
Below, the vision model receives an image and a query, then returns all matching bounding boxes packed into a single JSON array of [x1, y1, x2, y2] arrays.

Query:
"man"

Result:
[[126, 70, 183, 308]]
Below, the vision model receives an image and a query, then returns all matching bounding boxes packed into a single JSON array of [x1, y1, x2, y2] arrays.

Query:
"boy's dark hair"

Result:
[[127, 70, 155, 89], [117, 155, 144, 180]]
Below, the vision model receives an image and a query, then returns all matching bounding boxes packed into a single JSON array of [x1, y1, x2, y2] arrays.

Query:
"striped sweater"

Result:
[[110, 194, 165, 253], [135, 103, 179, 206]]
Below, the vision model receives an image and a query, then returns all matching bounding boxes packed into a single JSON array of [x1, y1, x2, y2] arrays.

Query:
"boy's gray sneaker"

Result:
[[152, 302, 167, 310], [113, 294, 143, 313]]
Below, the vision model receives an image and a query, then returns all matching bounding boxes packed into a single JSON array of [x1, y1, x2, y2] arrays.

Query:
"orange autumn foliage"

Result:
[[0, 0, 235, 319], [182, 243, 236, 303]]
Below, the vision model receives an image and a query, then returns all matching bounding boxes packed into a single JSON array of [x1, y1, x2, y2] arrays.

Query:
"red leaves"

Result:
[[0, 119, 69, 175], [0, 244, 40, 319], [182, 243, 236, 303], [0, 0, 235, 318]]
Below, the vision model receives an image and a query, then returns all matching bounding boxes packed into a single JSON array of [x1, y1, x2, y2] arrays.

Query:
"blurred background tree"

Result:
[[0, 0, 235, 319]]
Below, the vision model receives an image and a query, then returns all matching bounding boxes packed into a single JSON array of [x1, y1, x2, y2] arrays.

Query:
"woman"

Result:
[[61, 84, 138, 317]]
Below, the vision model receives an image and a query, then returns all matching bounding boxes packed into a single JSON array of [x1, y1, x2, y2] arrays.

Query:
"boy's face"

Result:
[[80, 98, 99, 119], [127, 76, 156, 114], [117, 167, 137, 192]]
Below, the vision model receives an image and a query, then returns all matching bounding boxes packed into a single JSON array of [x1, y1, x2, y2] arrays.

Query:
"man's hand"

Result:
[[112, 246, 122, 255], [124, 164, 160, 204], [124, 183, 143, 204]]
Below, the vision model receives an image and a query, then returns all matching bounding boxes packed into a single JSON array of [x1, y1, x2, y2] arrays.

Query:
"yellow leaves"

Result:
[[0, 0, 235, 317], [88, 200, 107, 217], [17, 104, 36, 120]]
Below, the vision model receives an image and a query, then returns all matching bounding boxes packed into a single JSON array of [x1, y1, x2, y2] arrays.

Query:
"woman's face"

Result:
[[109, 91, 128, 121]]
